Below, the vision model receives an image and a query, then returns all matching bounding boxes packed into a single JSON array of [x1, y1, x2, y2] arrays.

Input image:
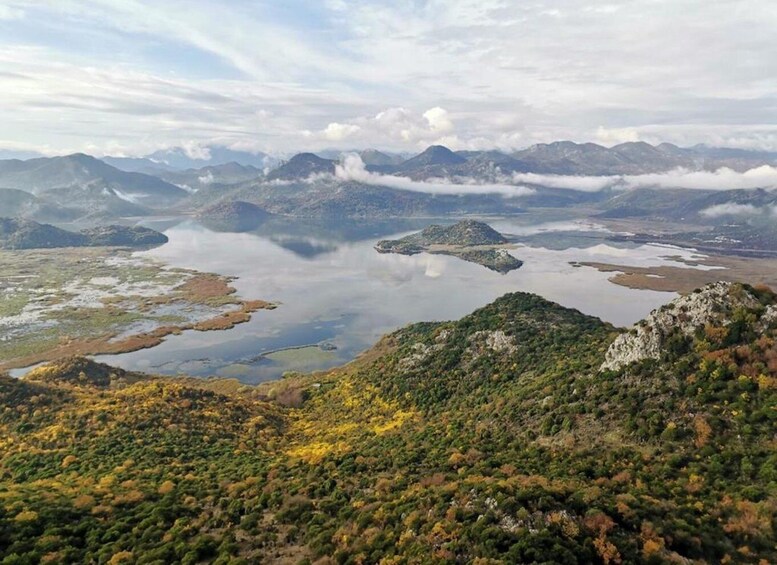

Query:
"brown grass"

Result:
[[579, 255, 777, 294], [178, 274, 236, 301], [193, 310, 251, 331]]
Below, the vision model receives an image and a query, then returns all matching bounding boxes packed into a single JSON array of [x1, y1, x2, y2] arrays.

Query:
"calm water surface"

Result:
[[95, 215, 705, 383]]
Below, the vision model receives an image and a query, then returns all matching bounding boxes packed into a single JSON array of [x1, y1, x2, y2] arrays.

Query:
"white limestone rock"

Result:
[[601, 282, 761, 372]]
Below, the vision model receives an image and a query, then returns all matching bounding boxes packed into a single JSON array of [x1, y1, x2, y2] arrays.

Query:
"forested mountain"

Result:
[[2, 283, 776, 563]]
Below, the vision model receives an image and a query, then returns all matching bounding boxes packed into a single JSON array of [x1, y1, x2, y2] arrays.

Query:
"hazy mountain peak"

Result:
[[266, 152, 336, 181], [398, 145, 466, 170]]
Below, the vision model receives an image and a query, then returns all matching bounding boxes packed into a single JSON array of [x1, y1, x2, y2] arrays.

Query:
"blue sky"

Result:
[[0, 0, 776, 157]]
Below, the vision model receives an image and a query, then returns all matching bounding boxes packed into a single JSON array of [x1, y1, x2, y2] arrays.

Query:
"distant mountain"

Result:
[[147, 146, 276, 170], [358, 149, 404, 167], [598, 187, 777, 223], [101, 156, 175, 174], [266, 153, 336, 181], [511, 141, 777, 175], [0, 154, 188, 207], [361, 146, 530, 179], [41, 185, 152, 220], [197, 200, 272, 232], [313, 149, 406, 166], [512, 141, 640, 174], [0, 218, 168, 249], [193, 177, 528, 218], [159, 162, 263, 191], [0, 188, 84, 223], [0, 149, 44, 161], [397, 145, 466, 171]]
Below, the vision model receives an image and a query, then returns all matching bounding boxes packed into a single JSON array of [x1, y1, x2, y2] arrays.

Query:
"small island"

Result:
[[197, 200, 272, 232], [375, 220, 523, 273]]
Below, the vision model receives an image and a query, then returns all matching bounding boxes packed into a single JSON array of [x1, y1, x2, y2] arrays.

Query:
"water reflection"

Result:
[[96, 215, 699, 383]]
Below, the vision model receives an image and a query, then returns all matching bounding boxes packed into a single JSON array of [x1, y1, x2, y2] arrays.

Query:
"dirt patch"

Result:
[[178, 274, 237, 303]]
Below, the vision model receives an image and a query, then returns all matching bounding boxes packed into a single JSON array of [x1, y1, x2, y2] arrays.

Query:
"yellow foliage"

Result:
[[757, 373, 777, 390], [91, 504, 113, 516], [114, 490, 145, 505], [158, 480, 175, 495], [593, 533, 622, 564], [693, 416, 712, 448], [73, 494, 96, 509], [108, 551, 133, 565], [286, 441, 348, 464], [61, 454, 78, 468], [372, 409, 414, 434], [14, 510, 39, 523]]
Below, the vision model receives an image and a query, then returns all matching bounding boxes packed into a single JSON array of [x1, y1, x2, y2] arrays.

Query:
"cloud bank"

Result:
[[700, 203, 777, 218], [335, 154, 534, 198], [3, 2, 777, 155], [512, 166, 777, 193], [700, 203, 760, 218]]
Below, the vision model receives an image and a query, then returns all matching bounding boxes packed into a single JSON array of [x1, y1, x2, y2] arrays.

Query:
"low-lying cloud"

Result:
[[700, 203, 760, 218], [623, 166, 777, 191], [510, 172, 617, 192], [700, 203, 777, 218], [512, 165, 777, 192], [335, 154, 535, 198]]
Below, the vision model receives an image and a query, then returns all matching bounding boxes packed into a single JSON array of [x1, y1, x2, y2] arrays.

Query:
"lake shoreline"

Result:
[[0, 247, 276, 373]]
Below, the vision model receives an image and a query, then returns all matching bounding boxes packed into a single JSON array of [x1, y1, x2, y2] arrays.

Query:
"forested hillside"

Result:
[[1, 284, 776, 564]]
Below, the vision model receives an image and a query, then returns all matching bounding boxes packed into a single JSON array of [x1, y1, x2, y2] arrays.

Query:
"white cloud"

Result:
[[511, 172, 617, 192], [621, 166, 777, 191], [423, 107, 454, 133], [197, 170, 215, 185], [511, 166, 777, 192], [700, 203, 761, 218], [335, 153, 534, 197], [307, 107, 460, 149], [595, 126, 640, 145], [181, 141, 212, 161], [2, 1, 777, 153], [323, 122, 361, 141]]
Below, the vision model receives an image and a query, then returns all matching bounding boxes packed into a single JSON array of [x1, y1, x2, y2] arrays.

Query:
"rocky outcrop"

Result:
[[602, 282, 762, 371]]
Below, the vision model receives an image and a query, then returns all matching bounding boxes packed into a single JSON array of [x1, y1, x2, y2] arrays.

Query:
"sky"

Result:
[[0, 0, 775, 158]]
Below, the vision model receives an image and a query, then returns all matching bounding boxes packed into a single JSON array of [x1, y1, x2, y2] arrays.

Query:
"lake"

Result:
[[95, 214, 706, 383]]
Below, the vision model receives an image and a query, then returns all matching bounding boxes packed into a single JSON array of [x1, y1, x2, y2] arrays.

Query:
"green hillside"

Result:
[[1, 284, 776, 563]]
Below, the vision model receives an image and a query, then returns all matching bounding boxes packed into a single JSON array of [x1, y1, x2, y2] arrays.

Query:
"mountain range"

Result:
[[2, 141, 777, 232]]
